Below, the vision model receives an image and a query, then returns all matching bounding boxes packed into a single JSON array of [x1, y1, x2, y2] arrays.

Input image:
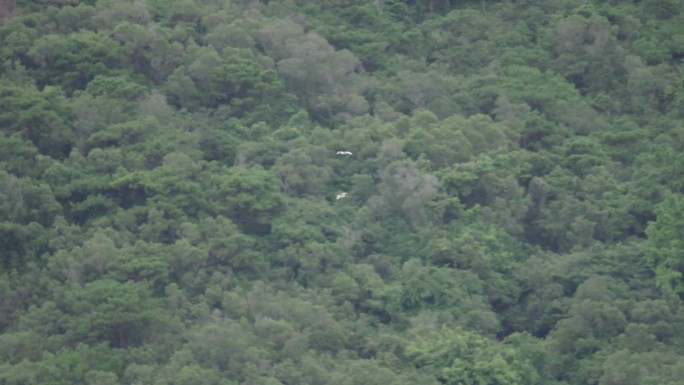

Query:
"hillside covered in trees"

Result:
[[1, 0, 684, 384]]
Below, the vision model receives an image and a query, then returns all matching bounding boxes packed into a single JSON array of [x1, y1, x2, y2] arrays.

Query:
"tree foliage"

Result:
[[1, 0, 683, 384]]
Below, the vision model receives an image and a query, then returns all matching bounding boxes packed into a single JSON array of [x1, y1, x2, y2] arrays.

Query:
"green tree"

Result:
[[67, 279, 160, 348], [0, 80, 73, 158], [646, 194, 684, 294], [259, 17, 371, 122], [406, 325, 541, 385], [205, 166, 284, 234], [548, 13, 626, 94], [26, 30, 129, 93], [272, 147, 333, 196], [164, 45, 294, 121]]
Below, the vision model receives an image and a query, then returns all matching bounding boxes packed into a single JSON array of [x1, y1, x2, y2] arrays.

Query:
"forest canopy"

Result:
[[1, 0, 684, 384]]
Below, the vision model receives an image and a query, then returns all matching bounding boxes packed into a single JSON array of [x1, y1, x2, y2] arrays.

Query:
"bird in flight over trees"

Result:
[[336, 150, 353, 155], [336, 192, 348, 200]]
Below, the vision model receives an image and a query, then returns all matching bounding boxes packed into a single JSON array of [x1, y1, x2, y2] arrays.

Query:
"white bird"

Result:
[[336, 150, 353, 156], [336, 192, 348, 200]]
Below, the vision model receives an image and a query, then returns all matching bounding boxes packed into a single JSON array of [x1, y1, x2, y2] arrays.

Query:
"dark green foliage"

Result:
[[66, 279, 160, 348], [26, 30, 130, 93], [1, 0, 684, 384], [646, 194, 684, 294], [164, 45, 296, 122], [406, 325, 543, 385], [0, 80, 73, 158]]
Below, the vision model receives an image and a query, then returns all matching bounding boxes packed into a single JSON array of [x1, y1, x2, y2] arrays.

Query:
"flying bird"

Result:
[[336, 192, 348, 200], [336, 150, 353, 156]]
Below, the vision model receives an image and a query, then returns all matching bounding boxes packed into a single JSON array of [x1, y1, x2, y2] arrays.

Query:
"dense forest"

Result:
[[1, 0, 684, 384]]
